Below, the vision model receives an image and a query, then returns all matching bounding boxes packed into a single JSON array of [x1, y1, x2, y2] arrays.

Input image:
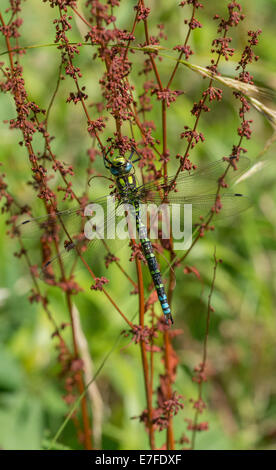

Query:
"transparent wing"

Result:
[[41, 197, 128, 281], [137, 156, 250, 201], [15, 195, 109, 239], [16, 196, 124, 281], [143, 193, 251, 220], [184, 193, 252, 224], [143, 193, 251, 248]]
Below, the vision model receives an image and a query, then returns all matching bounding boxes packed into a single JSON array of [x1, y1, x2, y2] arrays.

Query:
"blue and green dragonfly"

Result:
[[18, 148, 251, 324]]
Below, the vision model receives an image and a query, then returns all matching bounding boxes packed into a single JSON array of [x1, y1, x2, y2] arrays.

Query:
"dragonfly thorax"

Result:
[[116, 172, 137, 197]]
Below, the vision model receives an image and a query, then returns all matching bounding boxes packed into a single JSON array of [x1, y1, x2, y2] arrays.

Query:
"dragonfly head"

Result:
[[109, 155, 133, 176]]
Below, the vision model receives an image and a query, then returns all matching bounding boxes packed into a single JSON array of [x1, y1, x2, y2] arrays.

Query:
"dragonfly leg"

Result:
[[129, 147, 141, 164]]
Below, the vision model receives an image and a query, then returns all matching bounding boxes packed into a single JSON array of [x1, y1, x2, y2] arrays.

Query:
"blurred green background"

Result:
[[0, 0, 276, 450]]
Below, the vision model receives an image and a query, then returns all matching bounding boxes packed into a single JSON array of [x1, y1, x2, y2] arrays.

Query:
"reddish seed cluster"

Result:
[[231, 29, 261, 159], [134, 4, 151, 21], [180, 127, 205, 148], [190, 397, 207, 413], [183, 265, 201, 280], [90, 276, 109, 291], [0, 18, 23, 39], [185, 418, 209, 432], [144, 290, 158, 312], [57, 180, 75, 200], [211, 37, 235, 61], [104, 252, 120, 268], [179, 1, 203, 9], [214, 1, 245, 32], [29, 289, 47, 305], [211, 195, 223, 214], [237, 29, 262, 78], [130, 324, 157, 345], [0, 171, 14, 214], [162, 392, 184, 416], [179, 433, 190, 445], [56, 279, 83, 294], [193, 361, 208, 382], [157, 24, 167, 41], [137, 390, 184, 433], [100, 56, 133, 123], [108, 0, 120, 7], [88, 117, 106, 136], [43, 0, 77, 10], [191, 100, 210, 117], [152, 88, 183, 108], [238, 119, 253, 140], [67, 89, 88, 104], [173, 44, 193, 60], [185, 17, 202, 29], [129, 242, 146, 263], [203, 86, 223, 102]]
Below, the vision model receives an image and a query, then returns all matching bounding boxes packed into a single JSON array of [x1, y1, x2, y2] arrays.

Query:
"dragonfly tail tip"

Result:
[[165, 314, 174, 326]]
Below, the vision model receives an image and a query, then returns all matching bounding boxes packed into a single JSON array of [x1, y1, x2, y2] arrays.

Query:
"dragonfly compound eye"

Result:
[[112, 156, 125, 167], [124, 162, 132, 173], [110, 156, 133, 175]]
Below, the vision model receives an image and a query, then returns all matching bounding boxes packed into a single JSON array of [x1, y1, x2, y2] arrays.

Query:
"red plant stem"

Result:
[[164, 253, 175, 450], [17, 240, 79, 440], [17, 237, 66, 343], [141, 1, 163, 91], [57, 218, 134, 329], [49, 221, 94, 448], [44, 59, 63, 132], [169, 29, 228, 190], [162, 106, 175, 449], [129, 99, 162, 158], [162, 100, 168, 180], [101, 239, 137, 288], [0, 12, 14, 70], [71, 6, 93, 29], [191, 249, 218, 450], [164, 330, 175, 450], [135, 257, 155, 449], [149, 307, 155, 403], [80, 251, 134, 328], [0, 10, 93, 449], [140, 1, 175, 448], [166, 4, 196, 89], [65, 292, 93, 450], [58, 6, 105, 153], [123, 7, 139, 61]]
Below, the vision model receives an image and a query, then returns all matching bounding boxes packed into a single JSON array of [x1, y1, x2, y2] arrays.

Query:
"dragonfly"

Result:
[[17, 148, 251, 325]]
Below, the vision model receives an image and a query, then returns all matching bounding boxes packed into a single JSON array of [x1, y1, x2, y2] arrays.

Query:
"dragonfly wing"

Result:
[[40, 203, 137, 281], [39, 235, 90, 280], [183, 193, 252, 223], [15, 196, 122, 281], [143, 193, 251, 245], [16, 195, 110, 239], [137, 156, 250, 200], [166, 193, 252, 232], [44, 198, 126, 280]]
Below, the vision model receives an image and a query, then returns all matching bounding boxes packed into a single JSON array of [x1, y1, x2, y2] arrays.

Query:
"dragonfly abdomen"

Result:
[[133, 202, 173, 324]]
